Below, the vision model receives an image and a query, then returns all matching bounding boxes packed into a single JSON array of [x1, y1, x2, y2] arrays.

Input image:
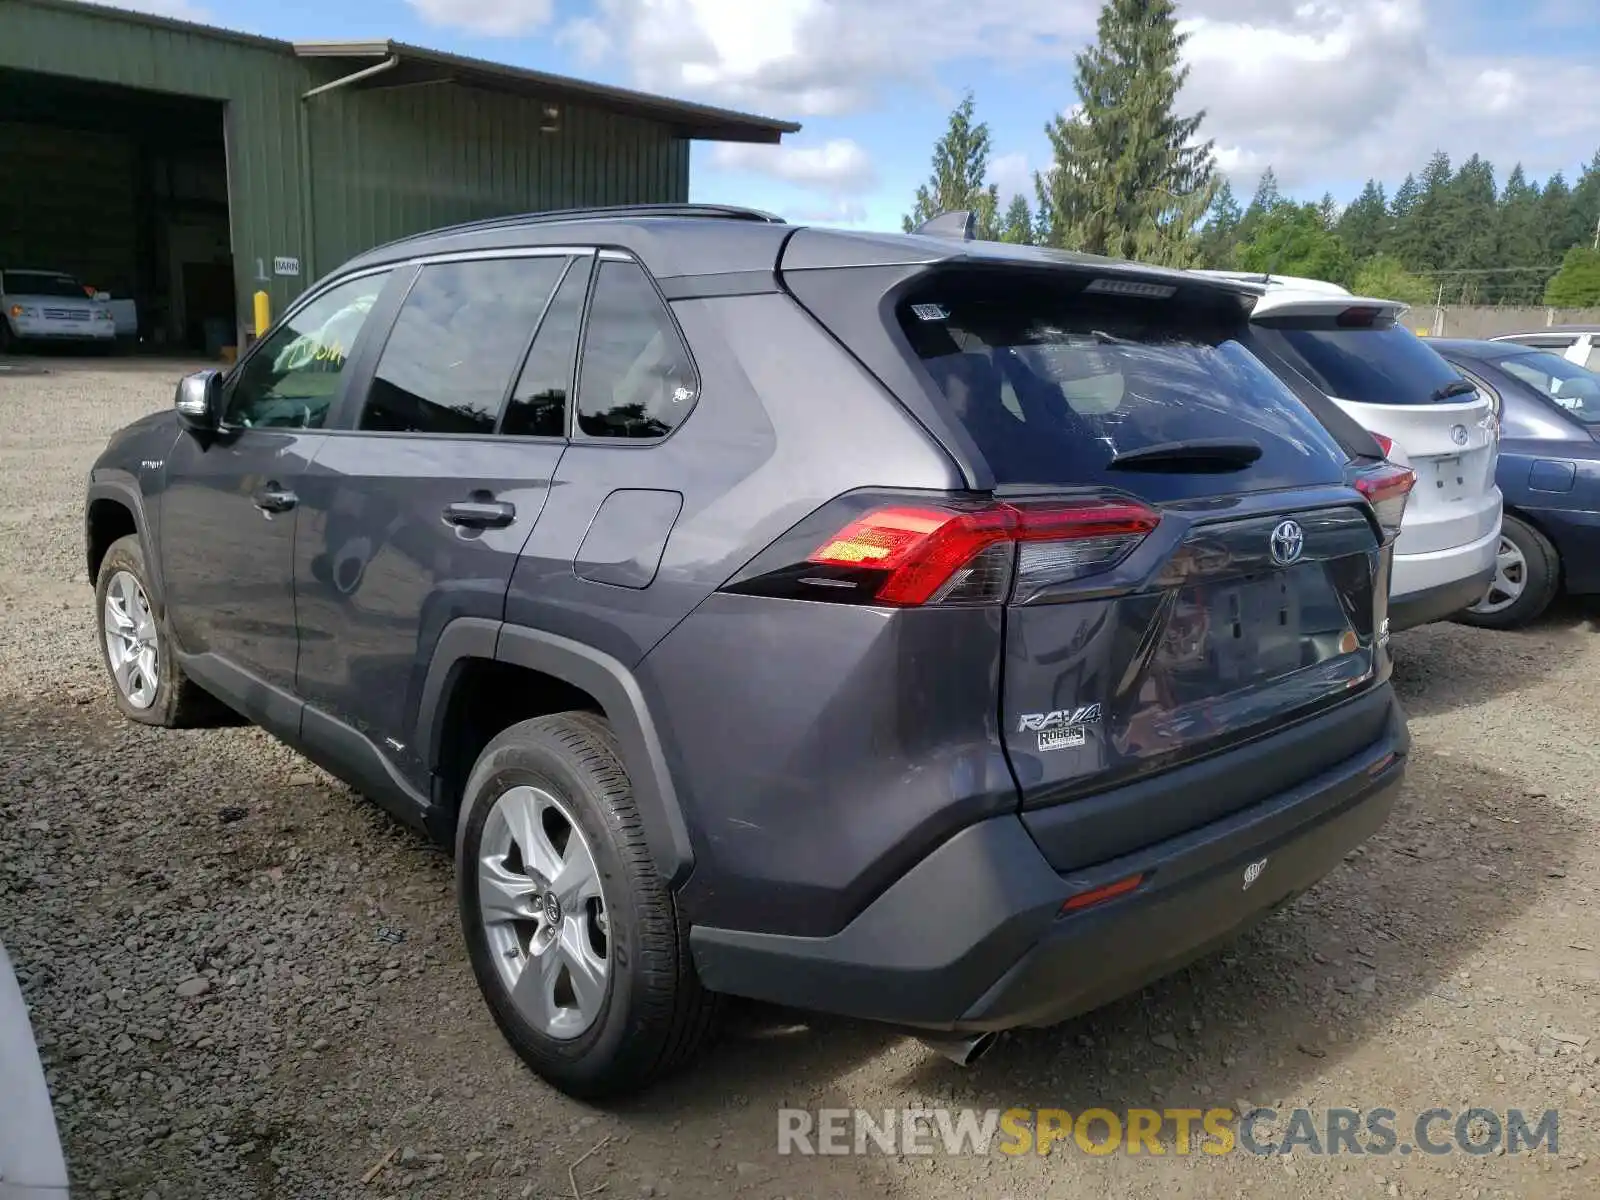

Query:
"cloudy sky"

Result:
[[105, 0, 1600, 228]]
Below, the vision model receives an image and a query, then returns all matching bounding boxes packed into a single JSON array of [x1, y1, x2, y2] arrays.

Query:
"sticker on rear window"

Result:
[[910, 303, 949, 322]]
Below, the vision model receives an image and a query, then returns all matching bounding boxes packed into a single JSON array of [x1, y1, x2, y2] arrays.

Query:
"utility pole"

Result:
[[1593, 213, 1599, 251]]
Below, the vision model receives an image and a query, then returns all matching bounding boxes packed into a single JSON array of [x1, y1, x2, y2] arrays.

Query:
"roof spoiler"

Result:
[[913, 210, 977, 241]]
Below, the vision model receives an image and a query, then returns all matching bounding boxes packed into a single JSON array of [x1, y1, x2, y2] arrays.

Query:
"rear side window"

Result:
[[1491, 350, 1600, 425], [1251, 321, 1469, 406], [575, 259, 697, 440], [360, 257, 566, 435], [896, 273, 1351, 491]]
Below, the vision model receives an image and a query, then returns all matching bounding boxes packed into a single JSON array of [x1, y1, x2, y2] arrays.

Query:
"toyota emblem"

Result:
[[1269, 519, 1305, 566]]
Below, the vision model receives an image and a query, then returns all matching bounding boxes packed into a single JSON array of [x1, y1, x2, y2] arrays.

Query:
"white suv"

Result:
[[1, 268, 116, 351], [1198, 272, 1502, 630], [1489, 326, 1600, 372]]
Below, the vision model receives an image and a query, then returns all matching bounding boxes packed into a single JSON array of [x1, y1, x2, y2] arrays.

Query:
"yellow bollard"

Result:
[[253, 290, 272, 341]]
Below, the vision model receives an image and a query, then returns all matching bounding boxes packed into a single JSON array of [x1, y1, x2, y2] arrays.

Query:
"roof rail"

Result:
[[369, 203, 787, 255]]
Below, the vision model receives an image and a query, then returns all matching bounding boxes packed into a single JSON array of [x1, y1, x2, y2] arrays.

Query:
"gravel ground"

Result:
[[2, 357, 1599, 1200]]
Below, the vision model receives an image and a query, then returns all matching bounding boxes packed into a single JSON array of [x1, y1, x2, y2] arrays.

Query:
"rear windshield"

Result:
[[1251, 321, 1468, 406], [1492, 350, 1600, 425], [896, 274, 1351, 492], [3, 271, 87, 298]]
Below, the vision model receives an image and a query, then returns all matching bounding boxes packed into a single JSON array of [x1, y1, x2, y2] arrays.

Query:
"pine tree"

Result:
[[1540, 172, 1574, 262], [1495, 165, 1545, 304], [1198, 178, 1243, 267], [999, 194, 1034, 244], [1447, 155, 1499, 302], [1235, 167, 1281, 246], [1033, 0, 1216, 266], [1337, 180, 1390, 262], [1390, 174, 1421, 221], [1318, 192, 1340, 230], [902, 91, 1001, 240], [1569, 150, 1600, 255]]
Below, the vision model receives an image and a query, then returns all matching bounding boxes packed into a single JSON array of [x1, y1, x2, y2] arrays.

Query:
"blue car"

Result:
[[1431, 338, 1600, 628]]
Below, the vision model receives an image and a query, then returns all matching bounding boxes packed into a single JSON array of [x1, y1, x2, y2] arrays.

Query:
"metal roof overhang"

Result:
[[293, 41, 800, 144]]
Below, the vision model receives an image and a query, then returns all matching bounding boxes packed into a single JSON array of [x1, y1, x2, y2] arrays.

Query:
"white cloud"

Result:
[[557, 0, 1099, 116], [989, 152, 1035, 207], [710, 138, 877, 194], [406, 0, 555, 37]]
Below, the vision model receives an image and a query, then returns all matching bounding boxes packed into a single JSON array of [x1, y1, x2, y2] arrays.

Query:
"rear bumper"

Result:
[[690, 686, 1408, 1032], [1389, 568, 1493, 631], [1390, 520, 1499, 628]]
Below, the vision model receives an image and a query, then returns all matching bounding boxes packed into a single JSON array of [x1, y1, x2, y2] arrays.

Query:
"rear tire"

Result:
[[456, 712, 720, 1099], [94, 534, 220, 726], [1454, 514, 1560, 630]]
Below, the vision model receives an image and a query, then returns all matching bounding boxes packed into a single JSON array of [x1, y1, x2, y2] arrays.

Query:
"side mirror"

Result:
[[174, 370, 223, 431]]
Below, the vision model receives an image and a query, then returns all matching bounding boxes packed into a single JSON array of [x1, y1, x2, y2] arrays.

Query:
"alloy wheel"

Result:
[[103, 570, 159, 709], [477, 785, 611, 1040]]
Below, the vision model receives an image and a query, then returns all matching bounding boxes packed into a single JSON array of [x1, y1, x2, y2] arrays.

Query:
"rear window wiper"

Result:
[[1427, 378, 1478, 403], [1108, 437, 1263, 472]]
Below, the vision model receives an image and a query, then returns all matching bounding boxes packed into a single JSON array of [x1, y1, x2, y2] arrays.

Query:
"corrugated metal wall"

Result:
[[2, 0, 692, 338], [306, 83, 690, 273]]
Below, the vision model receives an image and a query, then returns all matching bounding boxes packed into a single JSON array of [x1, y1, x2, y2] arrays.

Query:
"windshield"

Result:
[[4, 271, 88, 299], [897, 275, 1351, 493], [1251, 321, 1467, 406], [1492, 350, 1600, 425]]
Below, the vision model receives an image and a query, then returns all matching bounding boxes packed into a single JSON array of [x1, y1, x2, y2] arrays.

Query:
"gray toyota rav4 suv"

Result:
[[85, 205, 1413, 1098]]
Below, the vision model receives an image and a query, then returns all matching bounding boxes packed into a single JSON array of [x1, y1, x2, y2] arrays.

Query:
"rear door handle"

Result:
[[443, 499, 516, 529], [252, 484, 298, 514]]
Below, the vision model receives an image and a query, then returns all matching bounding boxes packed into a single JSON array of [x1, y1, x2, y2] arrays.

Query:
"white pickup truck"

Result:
[[1, 269, 116, 351]]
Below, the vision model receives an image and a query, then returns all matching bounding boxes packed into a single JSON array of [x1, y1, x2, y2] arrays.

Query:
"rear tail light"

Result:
[[731, 495, 1160, 607], [1354, 463, 1415, 539], [1371, 432, 1394, 457]]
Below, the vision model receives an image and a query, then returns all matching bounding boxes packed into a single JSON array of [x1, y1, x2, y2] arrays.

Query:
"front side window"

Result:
[[575, 259, 697, 440], [225, 271, 392, 429], [360, 257, 567, 436]]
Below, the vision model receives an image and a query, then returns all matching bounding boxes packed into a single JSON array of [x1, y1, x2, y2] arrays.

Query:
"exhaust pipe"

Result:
[[915, 1030, 998, 1067]]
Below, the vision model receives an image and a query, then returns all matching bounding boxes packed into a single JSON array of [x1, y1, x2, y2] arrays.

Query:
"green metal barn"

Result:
[[0, 0, 797, 351]]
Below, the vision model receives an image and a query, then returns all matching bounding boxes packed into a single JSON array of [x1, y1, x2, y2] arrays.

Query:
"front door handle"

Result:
[[252, 484, 298, 514], [443, 499, 516, 530]]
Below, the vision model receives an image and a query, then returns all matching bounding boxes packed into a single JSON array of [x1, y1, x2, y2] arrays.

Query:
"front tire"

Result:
[[94, 534, 217, 726], [456, 712, 720, 1099], [1455, 514, 1560, 630]]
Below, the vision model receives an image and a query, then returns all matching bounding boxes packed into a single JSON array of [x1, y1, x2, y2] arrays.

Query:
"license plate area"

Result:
[[1423, 454, 1468, 502], [1159, 573, 1312, 691]]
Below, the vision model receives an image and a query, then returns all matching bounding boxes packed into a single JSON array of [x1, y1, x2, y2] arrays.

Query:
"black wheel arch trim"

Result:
[[86, 476, 164, 608], [414, 618, 695, 887]]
